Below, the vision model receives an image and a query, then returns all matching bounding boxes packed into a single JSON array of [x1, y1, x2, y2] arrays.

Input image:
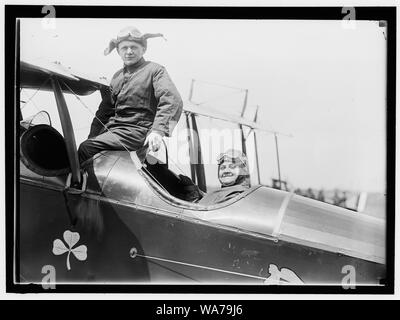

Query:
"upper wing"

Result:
[[20, 58, 108, 96], [19, 58, 284, 135], [184, 101, 292, 137]]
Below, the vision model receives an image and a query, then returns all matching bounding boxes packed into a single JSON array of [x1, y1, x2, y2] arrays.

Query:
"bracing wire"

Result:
[[61, 80, 131, 154], [60, 79, 182, 191], [20, 77, 51, 110]]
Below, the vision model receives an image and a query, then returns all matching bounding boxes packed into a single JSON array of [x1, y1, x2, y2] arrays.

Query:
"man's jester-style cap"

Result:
[[104, 26, 164, 55]]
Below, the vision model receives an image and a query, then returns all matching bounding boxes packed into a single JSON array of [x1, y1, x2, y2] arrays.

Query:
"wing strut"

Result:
[[190, 113, 207, 192], [274, 133, 282, 190], [185, 112, 197, 184], [239, 89, 248, 156], [253, 106, 261, 185], [51, 77, 81, 186], [187, 80, 207, 192]]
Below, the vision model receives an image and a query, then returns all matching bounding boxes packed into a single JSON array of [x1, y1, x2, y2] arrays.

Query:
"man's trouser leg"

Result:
[[78, 127, 148, 163]]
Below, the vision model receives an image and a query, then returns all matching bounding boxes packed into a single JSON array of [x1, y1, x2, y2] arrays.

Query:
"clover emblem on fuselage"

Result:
[[52, 230, 87, 270]]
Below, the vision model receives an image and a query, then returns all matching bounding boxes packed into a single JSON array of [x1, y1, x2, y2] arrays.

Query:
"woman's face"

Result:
[[218, 160, 241, 187]]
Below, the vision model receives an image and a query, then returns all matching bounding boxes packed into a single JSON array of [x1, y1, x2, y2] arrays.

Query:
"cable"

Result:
[[61, 79, 171, 191], [20, 77, 51, 110], [134, 253, 266, 282], [61, 80, 131, 154]]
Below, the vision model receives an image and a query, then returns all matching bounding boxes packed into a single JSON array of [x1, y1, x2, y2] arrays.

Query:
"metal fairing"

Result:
[[19, 182, 151, 283], [19, 150, 385, 285], [19, 148, 385, 284], [20, 151, 150, 283]]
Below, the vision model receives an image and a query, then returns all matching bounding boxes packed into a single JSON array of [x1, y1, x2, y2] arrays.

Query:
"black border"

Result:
[[5, 5, 396, 294]]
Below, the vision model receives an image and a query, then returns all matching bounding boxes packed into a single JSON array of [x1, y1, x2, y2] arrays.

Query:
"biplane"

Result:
[[17, 57, 386, 287]]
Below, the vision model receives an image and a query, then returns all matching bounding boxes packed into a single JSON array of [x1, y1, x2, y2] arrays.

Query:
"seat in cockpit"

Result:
[[144, 154, 202, 202]]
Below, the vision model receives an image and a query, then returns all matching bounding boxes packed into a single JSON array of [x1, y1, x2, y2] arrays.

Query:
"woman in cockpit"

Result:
[[198, 149, 250, 205]]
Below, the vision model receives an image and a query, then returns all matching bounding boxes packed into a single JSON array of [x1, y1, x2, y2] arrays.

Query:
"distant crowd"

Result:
[[293, 188, 348, 208]]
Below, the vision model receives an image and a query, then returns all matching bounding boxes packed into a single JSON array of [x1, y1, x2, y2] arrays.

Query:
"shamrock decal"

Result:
[[52, 230, 87, 270]]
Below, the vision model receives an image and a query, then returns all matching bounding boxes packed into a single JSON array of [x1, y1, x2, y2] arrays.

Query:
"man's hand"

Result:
[[144, 131, 163, 152]]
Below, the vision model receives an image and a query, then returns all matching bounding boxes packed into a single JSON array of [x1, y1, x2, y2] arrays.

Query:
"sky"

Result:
[[20, 18, 387, 193]]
